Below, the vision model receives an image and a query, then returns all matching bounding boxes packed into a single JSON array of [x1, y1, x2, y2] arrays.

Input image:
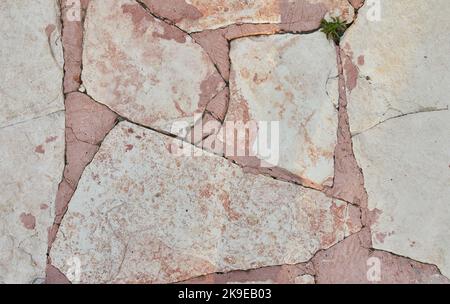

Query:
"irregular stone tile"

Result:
[[353, 110, 450, 278], [312, 229, 450, 284], [142, 0, 354, 33], [0, 112, 65, 284], [51, 121, 359, 283], [224, 33, 338, 187], [0, 0, 64, 128], [342, 0, 450, 134], [82, 0, 225, 132], [205, 87, 229, 123]]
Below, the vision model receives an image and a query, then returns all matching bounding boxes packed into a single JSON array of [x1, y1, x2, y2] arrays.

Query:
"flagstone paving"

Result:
[[1, 0, 449, 284], [82, 0, 225, 132], [0, 0, 64, 284]]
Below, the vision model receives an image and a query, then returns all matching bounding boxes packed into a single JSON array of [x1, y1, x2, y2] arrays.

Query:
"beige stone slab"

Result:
[[82, 0, 225, 132], [51, 121, 360, 283], [0, 0, 64, 128], [345, 0, 450, 279], [353, 110, 450, 278], [0, 112, 65, 284], [225, 32, 338, 186]]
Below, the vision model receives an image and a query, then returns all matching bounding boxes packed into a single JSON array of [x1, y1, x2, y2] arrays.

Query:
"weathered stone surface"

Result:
[[313, 229, 449, 284], [342, 0, 450, 134], [0, 0, 64, 128], [82, 0, 225, 132], [324, 46, 367, 207], [45, 264, 71, 284], [295, 274, 315, 284], [353, 111, 450, 278], [348, 0, 364, 9], [0, 112, 65, 284], [223, 33, 338, 187], [51, 121, 360, 283], [143, 0, 354, 33]]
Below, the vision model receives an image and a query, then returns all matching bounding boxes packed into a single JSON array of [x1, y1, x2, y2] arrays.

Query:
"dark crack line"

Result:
[[352, 107, 450, 137], [0, 109, 65, 130]]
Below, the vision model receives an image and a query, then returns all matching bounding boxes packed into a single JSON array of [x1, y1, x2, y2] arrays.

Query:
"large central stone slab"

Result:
[[342, 0, 450, 135], [50, 121, 360, 283], [0, 0, 64, 128], [82, 0, 225, 132]]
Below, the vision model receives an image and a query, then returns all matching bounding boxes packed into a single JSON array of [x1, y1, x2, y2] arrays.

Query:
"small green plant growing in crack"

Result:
[[320, 17, 348, 43]]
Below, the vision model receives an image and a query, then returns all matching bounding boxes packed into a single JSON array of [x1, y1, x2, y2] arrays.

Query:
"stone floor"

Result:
[[1, 0, 449, 284]]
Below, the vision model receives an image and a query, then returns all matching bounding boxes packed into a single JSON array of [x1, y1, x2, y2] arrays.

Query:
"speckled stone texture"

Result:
[[81, 0, 225, 132], [344, 0, 450, 279], [0, 0, 64, 284], [224, 32, 339, 187], [0, 0, 64, 128], [50, 121, 360, 283], [2, 0, 450, 284]]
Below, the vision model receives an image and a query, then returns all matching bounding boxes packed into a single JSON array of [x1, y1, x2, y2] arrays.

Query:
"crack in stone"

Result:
[[352, 107, 450, 137], [45, 0, 449, 283], [0, 109, 65, 131]]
